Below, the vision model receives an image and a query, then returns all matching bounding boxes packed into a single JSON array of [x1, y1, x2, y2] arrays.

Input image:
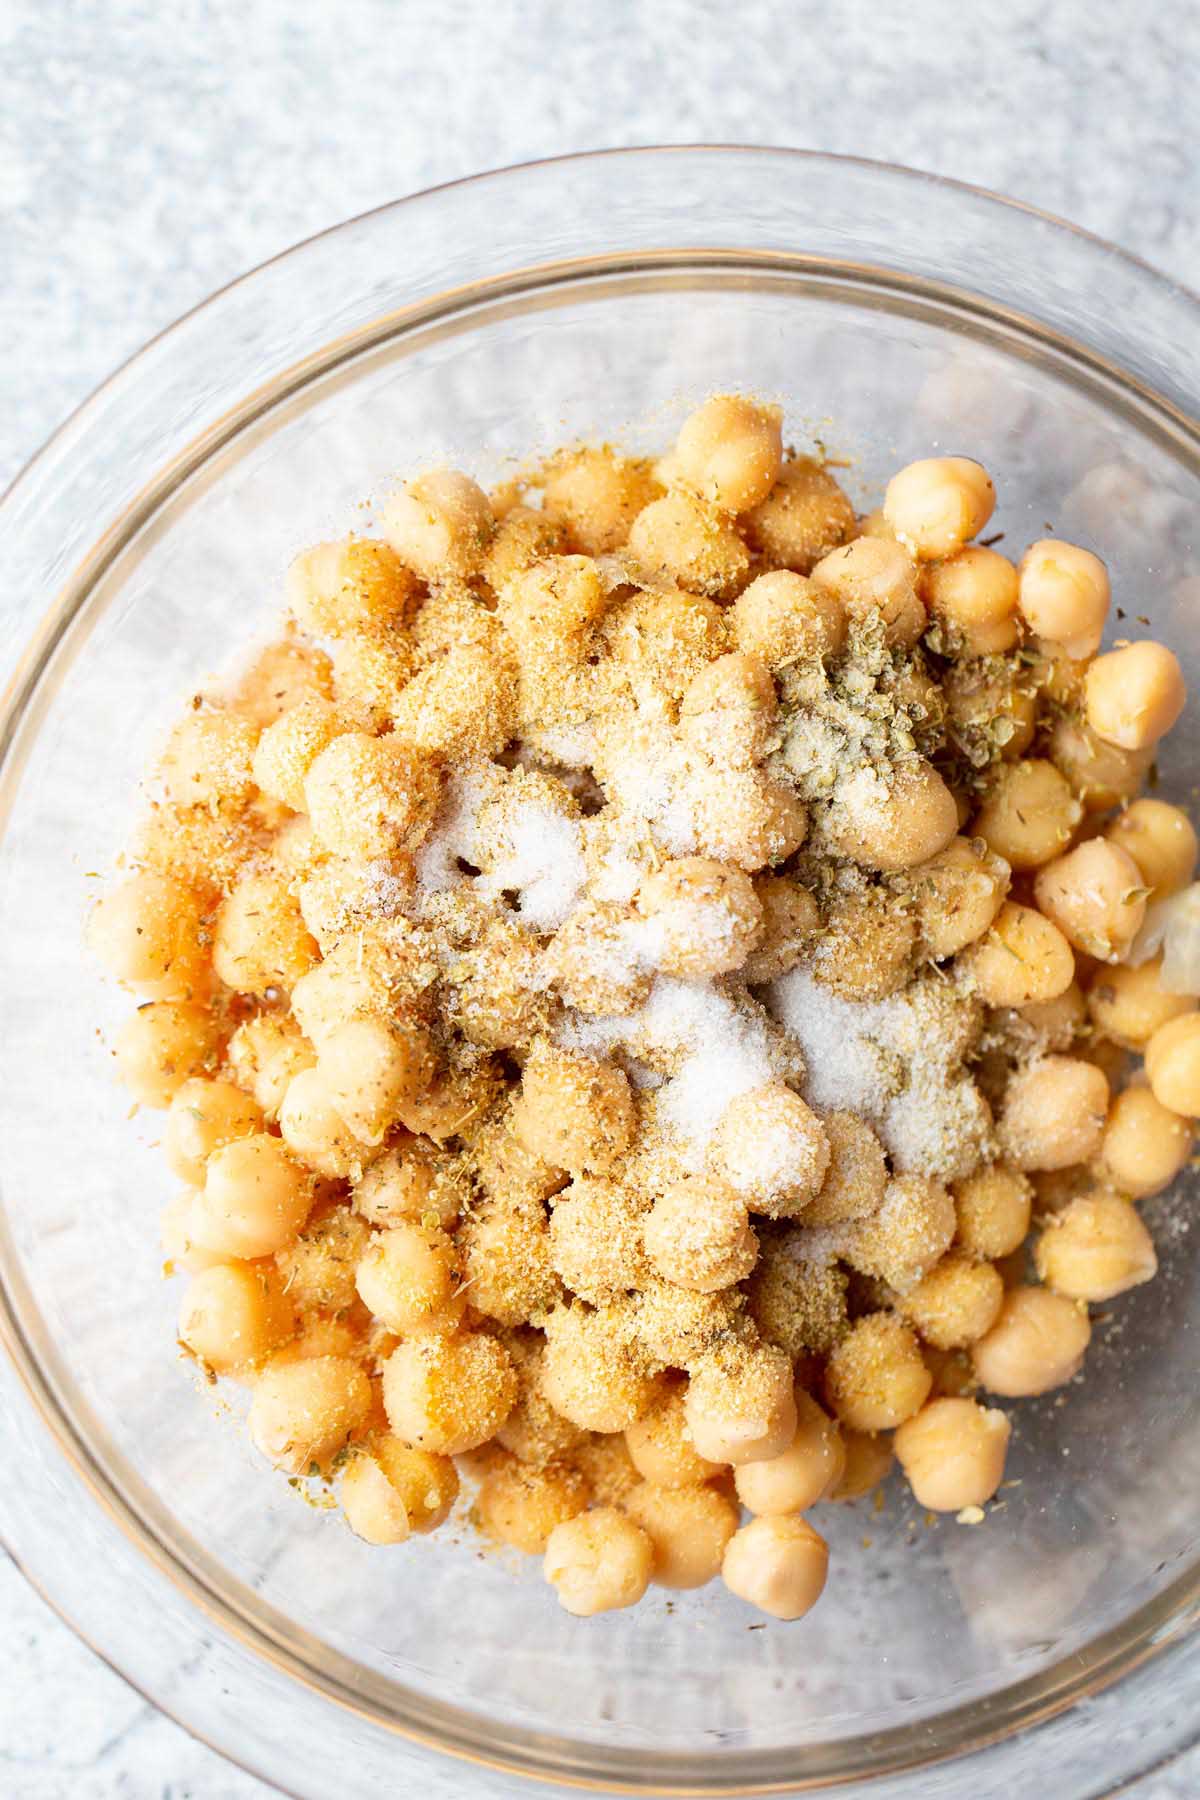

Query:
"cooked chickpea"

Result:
[[636, 857, 763, 978], [1048, 717, 1153, 812], [1033, 839, 1147, 962], [353, 1139, 465, 1230], [112, 1000, 220, 1107], [973, 760, 1082, 871], [379, 467, 493, 580], [1106, 799, 1198, 899], [188, 1133, 313, 1259], [731, 568, 846, 667], [672, 394, 783, 513], [958, 902, 1075, 1006], [825, 1314, 931, 1432], [542, 1303, 659, 1433], [707, 1085, 830, 1219], [954, 1165, 1033, 1260], [178, 1262, 294, 1375], [1144, 1013, 1200, 1116], [944, 659, 1037, 763], [971, 1285, 1091, 1396], [679, 653, 777, 769], [227, 1012, 315, 1117], [160, 1191, 223, 1273], [304, 732, 439, 861], [390, 641, 518, 761], [883, 457, 995, 560], [317, 1016, 435, 1144], [684, 1339, 797, 1465], [642, 1175, 758, 1292], [845, 1175, 956, 1294], [285, 537, 418, 638], [900, 1252, 1004, 1350], [541, 449, 658, 555], [733, 1391, 845, 1514], [1087, 959, 1195, 1049], [382, 1330, 517, 1456], [279, 1067, 372, 1179], [1017, 539, 1109, 658], [999, 1055, 1109, 1172], [475, 1456, 588, 1555], [910, 836, 1009, 961], [232, 634, 332, 728], [894, 1397, 1010, 1512], [628, 488, 750, 600], [805, 1112, 888, 1226], [341, 1437, 459, 1545], [624, 1381, 723, 1488], [740, 874, 820, 982], [828, 759, 959, 873], [511, 1045, 635, 1178], [1085, 641, 1186, 749], [354, 1220, 457, 1333], [252, 696, 345, 812], [165, 1077, 264, 1184], [568, 1433, 641, 1508], [86, 869, 210, 1001], [1099, 1084, 1194, 1198], [543, 1507, 654, 1616], [213, 873, 317, 996], [924, 545, 1019, 654], [811, 537, 925, 648], [248, 1353, 371, 1474], [623, 1480, 739, 1589], [158, 707, 258, 808], [1036, 1190, 1158, 1301], [721, 1514, 828, 1621], [744, 457, 856, 572], [829, 1429, 894, 1502]]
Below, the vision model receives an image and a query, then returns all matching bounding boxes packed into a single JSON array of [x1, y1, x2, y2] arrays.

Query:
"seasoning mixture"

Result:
[[87, 394, 1200, 1622]]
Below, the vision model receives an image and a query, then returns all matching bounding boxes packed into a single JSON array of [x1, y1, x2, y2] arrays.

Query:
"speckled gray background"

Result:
[[1, 0, 1197, 1794]]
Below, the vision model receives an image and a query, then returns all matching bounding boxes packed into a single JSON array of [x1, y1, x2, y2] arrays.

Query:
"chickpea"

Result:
[[382, 1330, 517, 1456], [481, 503, 568, 588], [252, 696, 346, 812], [845, 1175, 956, 1294], [954, 1165, 1033, 1260], [678, 653, 777, 769], [825, 1314, 931, 1431], [86, 869, 210, 1001], [731, 569, 846, 668], [883, 456, 995, 560], [112, 1001, 220, 1108], [973, 760, 1082, 871], [1106, 799, 1198, 899], [811, 886, 915, 1003], [944, 659, 1038, 763], [707, 1085, 830, 1219], [810, 537, 925, 648], [673, 394, 784, 513], [286, 537, 418, 638], [396, 1054, 504, 1145], [627, 488, 750, 600], [894, 1397, 1011, 1512], [379, 467, 494, 580], [1048, 717, 1152, 813], [161, 1191, 224, 1274], [624, 1480, 739, 1589], [188, 1132, 313, 1259], [1017, 539, 1109, 658], [744, 456, 857, 573], [568, 1433, 642, 1508], [924, 545, 1020, 655], [999, 1055, 1109, 1172], [684, 1339, 798, 1465], [317, 1016, 435, 1144], [542, 1303, 659, 1433], [721, 1515, 829, 1621], [805, 1112, 888, 1226], [900, 1252, 1004, 1349], [624, 1381, 723, 1488], [511, 1045, 635, 1178], [304, 732, 439, 861], [1087, 959, 1195, 1049], [227, 1012, 316, 1118], [971, 1285, 1091, 1396], [390, 641, 518, 761], [212, 873, 317, 997], [158, 707, 258, 809], [910, 836, 1009, 961], [499, 553, 609, 647], [636, 857, 763, 978], [178, 1262, 294, 1375], [1033, 839, 1147, 963], [279, 1067, 372, 1179], [354, 1139, 466, 1231], [341, 1438, 459, 1545], [475, 1457, 589, 1555], [249, 1353, 372, 1474], [328, 631, 418, 733], [165, 1077, 264, 1184], [733, 1391, 845, 1514], [642, 1175, 758, 1292], [1084, 641, 1186, 749], [232, 634, 333, 728], [958, 902, 1075, 1007], [541, 448, 659, 555], [543, 1507, 654, 1617], [548, 1177, 649, 1302], [829, 1429, 894, 1502], [690, 770, 809, 872], [1099, 1084, 1194, 1198], [354, 1220, 457, 1333], [740, 874, 820, 982], [495, 1342, 589, 1470], [827, 759, 959, 873], [1144, 1013, 1200, 1117], [1036, 1190, 1158, 1302]]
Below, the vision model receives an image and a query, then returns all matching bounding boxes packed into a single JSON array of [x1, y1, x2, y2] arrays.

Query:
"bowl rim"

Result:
[[2, 141, 1200, 1799]]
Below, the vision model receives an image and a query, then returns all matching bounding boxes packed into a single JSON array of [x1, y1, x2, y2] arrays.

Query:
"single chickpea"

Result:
[[273, 1205, 369, 1314], [1036, 1190, 1158, 1301], [178, 1262, 295, 1375], [498, 553, 610, 648], [900, 1252, 1004, 1350], [1084, 641, 1186, 749], [248, 1353, 372, 1474], [627, 489, 750, 599], [382, 1330, 517, 1456], [624, 1381, 723, 1488], [673, 394, 784, 513], [232, 634, 333, 728], [353, 1139, 466, 1231], [341, 1438, 459, 1545], [548, 1177, 649, 1302], [958, 902, 1075, 1007], [740, 875, 821, 982], [188, 1132, 313, 1259], [636, 857, 763, 979], [954, 1165, 1033, 1260], [475, 1456, 589, 1555], [971, 1285, 1091, 1396], [844, 1175, 956, 1295], [678, 653, 778, 769], [721, 1514, 829, 1621], [825, 1314, 932, 1432], [543, 1507, 654, 1616], [511, 1044, 635, 1179], [1144, 1013, 1200, 1116], [252, 696, 346, 812], [165, 1077, 264, 1184], [541, 448, 659, 555], [158, 707, 259, 809], [805, 1112, 888, 1226], [481, 503, 568, 587], [894, 1397, 1011, 1512], [810, 537, 925, 648], [354, 1220, 457, 1333], [972, 760, 1082, 871], [623, 1480, 739, 1589], [328, 631, 418, 733], [285, 538, 419, 638], [1087, 959, 1195, 1050], [944, 659, 1038, 763], [743, 457, 857, 573], [1003, 981, 1087, 1054], [86, 869, 211, 1002], [999, 1055, 1109, 1172], [684, 1339, 798, 1465], [304, 732, 440, 861], [227, 1012, 316, 1118], [542, 1302, 660, 1433], [733, 1390, 845, 1515], [810, 886, 916, 1003], [1033, 839, 1147, 962], [379, 467, 494, 580], [1099, 1084, 1194, 1198], [279, 1067, 372, 1180], [829, 1428, 894, 1502], [389, 642, 518, 761], [1048, 717, 1153, 813], [691, 770, 809, 872], [212, 873, 317, 997], [827, 759, 959, 873], [460, 1190, 562, 1328], [317, 1016, 435, 1144], [643, 1175, 759, 1292], [883, 456, 995, 560], [495, 1343, 589, 1470], [396, 1054, 504, 1145], [707, 1085, 830, 1219], [924, 545, 1020, 655], [1016, 539, 1110, 658], [1106, 799, 1198, 899], [910, 836, 1009, 961], [160, 1191, 224, 1274], [731, 569, 846, 668], [112, 1001, 220, 1108]]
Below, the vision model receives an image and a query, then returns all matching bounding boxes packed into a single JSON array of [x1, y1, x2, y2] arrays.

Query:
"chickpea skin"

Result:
[[188, 1133, 313, 1260], [1144, 1014, 1200, 1117], [1036, 1191, 1158, 1302], [1099, 1084, 1194, 1198], [883, 457, 995, 560], [1084, 641, 1186, 749], [1106, 799, 1198, 899], [673, 393, 784, 513], [999, 1056, 1109, 1172], [721, 1515, 829, 1621], [623, 1480, 740, 1589], [341, 1439, 459, 1545], [971, 1286, 1091, 1397], [86, 869, 210, 1002], [733, 1391, 846, 1514], [543, 1507, 654, 1617], [825, 1314, 931, 1432], [177, 1262, 295, 1375], [894, 1398, 1011, 1512], [1016, 540, 1110, 658], [643, 1175, 758, 1293], [1033, 839, 1147, 963]]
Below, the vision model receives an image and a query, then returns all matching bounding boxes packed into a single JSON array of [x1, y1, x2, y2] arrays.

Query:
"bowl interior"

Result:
[[2, 245, 1200, 1785]]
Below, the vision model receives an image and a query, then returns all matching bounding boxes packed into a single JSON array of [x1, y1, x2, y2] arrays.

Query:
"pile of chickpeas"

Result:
[[87, 392, 1199, 1624]]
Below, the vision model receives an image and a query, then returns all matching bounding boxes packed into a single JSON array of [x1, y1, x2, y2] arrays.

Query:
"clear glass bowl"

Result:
[[1, 149, 1199, 1800]]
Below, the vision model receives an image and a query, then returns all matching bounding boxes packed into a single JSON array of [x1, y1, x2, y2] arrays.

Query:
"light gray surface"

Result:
[[0, 1, 1197, 1795]]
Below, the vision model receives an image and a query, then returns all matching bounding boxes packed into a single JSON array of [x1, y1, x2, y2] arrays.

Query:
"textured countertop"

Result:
[[2, 0, 1198, 1794]]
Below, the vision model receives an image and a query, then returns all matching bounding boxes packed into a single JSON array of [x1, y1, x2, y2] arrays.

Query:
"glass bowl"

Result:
[[1, 148, 1199, 1800]]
